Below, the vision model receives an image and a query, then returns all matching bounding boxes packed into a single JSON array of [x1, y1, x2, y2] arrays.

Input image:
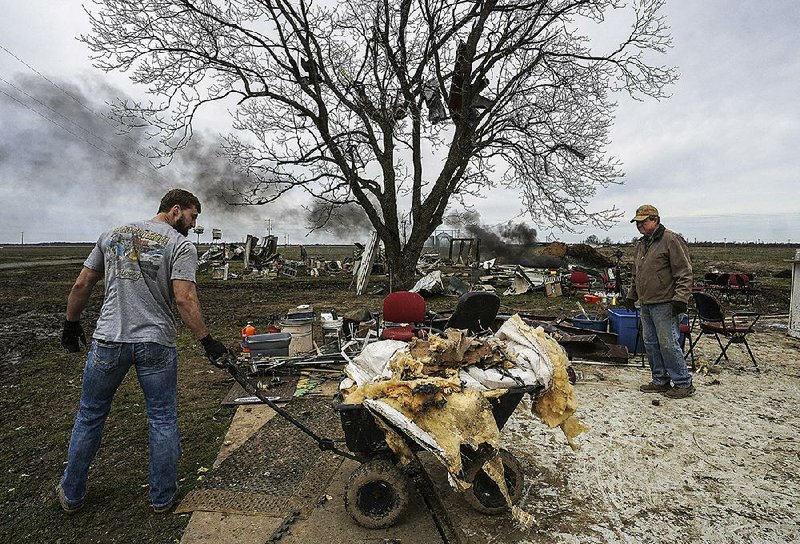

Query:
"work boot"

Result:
[[639, 382, 671, 393], [152, 489, 180, 514], [153, 499, 176, 514], [663, 384, 696, 399], [56, 484, 84, 514]]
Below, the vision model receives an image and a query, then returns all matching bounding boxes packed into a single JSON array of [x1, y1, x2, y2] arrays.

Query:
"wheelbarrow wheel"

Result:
[[463, 449, 524, 515], [344, 459, 410, 529]]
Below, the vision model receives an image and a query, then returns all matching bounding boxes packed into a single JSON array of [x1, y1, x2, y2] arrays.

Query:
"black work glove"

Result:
[[200, 334, 230, 368], [672, 300, 688, 317], [61, 319, 87, 353], [623, 298, 637, 312]]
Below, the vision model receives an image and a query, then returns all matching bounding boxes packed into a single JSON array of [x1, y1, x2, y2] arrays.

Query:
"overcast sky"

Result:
[[1, 1, 798, 245]]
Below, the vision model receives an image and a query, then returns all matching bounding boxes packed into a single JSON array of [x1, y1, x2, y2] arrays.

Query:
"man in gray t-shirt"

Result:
[[57, 189, 230, 514], [84, 219, 198, 346]]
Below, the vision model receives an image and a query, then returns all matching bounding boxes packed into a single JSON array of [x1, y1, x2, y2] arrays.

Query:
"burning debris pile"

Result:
[[540, 242, 616, 269], [339, 315, 587, 524]]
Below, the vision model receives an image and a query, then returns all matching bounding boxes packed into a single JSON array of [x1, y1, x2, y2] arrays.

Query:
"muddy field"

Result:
[[0, 244, 798, 543]]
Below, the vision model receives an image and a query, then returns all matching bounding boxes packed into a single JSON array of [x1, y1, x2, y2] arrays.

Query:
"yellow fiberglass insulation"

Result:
[[409, 388, 500, 476], [341, 374, 462, 413], [512, 316, 588, 449]]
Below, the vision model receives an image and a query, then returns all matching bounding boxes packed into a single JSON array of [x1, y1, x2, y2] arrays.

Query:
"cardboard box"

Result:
[[545, 280, 562, 297]]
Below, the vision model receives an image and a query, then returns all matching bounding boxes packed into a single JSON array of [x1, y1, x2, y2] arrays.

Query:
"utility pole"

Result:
[[264, 218, 272, 236], [20, 231, 24, 245]]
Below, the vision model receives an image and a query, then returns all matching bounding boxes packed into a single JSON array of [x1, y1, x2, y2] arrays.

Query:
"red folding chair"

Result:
[[562, 271, 593, 292]]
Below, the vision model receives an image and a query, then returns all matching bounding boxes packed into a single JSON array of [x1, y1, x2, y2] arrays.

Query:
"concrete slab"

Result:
[[422, 454, 531, 543], [182, 381, 444, 544], [181, 402, 283, 544], [180, 511, 284, 544], [281, 459, 445, 544]]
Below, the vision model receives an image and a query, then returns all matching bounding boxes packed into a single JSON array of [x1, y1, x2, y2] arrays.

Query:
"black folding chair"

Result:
[[691, 292, 760, 371], [445, 291, 501, 334]]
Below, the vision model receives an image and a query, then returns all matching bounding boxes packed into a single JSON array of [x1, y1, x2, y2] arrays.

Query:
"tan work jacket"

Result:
[[627, 224, 692, 305]]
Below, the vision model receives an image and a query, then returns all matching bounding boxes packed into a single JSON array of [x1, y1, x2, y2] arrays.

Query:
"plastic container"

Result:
[[571, 314, 609, 332], [245, 332, 292, 356], [287, 304, 314, 320], [240, 323, 256, 353], [583, 294, 602, 304], [608, 308, 643, 354], [280, 317, 314, 355], [608, 309, 687, 354]]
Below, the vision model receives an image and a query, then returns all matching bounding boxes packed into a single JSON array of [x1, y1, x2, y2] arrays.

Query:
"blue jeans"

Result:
[[640, 302, 692, 388], [60, 340, 180, 508]]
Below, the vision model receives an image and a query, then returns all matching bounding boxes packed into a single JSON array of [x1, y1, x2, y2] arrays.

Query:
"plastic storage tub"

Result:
[[608, 308, 643, 354], [245, 332, 292, 356], [571, 314, 609, 332], [608, 309, 687, 354]]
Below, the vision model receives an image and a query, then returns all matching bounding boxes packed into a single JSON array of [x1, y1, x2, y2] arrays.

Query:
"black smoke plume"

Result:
[[0, 72, 287, 240], [305, 200, 373, 240], [443, 211, 541, 264]]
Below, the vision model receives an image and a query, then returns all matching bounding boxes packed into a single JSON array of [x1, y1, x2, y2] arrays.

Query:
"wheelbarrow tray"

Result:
[[334, 384, 540, 456]]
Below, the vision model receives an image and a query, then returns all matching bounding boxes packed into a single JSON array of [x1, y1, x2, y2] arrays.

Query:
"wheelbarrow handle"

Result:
[[218, 355, 359, 461]]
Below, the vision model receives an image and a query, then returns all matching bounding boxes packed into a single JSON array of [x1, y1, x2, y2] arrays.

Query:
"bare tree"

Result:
[[83, 0, 676, 288]]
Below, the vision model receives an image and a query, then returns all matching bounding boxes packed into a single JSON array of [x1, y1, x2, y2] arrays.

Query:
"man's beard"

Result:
[[175, 218, 191, 237]]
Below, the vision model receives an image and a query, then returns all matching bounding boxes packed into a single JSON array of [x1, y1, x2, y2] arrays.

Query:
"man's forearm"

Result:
[[173, 280, 211, 340], [176, 298, 210, 340], [66, 267, 101, 321]]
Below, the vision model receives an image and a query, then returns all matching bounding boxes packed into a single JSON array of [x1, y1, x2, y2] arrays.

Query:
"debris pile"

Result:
[[197, 235, 383, 281]]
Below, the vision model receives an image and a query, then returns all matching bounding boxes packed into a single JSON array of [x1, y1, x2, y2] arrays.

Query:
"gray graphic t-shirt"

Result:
[[84, 219, 198, 347]]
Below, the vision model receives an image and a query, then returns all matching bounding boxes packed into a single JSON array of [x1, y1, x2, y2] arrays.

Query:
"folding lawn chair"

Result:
[[691, 292, 761, 371]]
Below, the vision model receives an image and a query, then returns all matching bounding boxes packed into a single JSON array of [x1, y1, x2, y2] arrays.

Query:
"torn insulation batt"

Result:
[[339, 314, 587, 525]]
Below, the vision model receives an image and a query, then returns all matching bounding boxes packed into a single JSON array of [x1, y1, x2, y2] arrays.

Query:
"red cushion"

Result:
[[700, 321, 751, 335], [571, 271, 590, 283], [381, 326, 416, 341], [383, 291, 426, 323]]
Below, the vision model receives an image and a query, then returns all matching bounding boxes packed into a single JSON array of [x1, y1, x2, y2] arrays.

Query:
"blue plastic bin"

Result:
[[608, 308, 643, 354], [571, 314, 609, 333], [608, 309, 687, 354]]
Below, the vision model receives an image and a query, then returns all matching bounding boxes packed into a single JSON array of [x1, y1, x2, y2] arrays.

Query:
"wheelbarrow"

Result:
[[217, 354, 540, 529], [334, 384, 540, 527]]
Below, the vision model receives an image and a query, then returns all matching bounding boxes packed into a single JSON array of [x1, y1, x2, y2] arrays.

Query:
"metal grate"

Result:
[[177, 397, 345, 516]]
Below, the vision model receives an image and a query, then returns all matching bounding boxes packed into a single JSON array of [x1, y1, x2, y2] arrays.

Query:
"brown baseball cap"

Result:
[[630, 204, 659, 223]]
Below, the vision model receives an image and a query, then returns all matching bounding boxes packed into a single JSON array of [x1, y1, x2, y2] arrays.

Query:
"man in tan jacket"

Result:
[[624, 204, 694, 398]]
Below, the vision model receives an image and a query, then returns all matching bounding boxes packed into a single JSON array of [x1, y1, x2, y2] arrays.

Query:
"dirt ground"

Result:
[[1, 244, 798, 543], [499, 326, 800, 543]]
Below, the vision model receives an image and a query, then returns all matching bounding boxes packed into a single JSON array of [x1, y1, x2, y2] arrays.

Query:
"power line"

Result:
[[0, 86, 163, 184], [0, 42, 136, 142], [0, 41, 195, 183], [0, 74, 164, 180]]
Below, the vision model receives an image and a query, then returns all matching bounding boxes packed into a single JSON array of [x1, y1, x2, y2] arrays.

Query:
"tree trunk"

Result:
[[384, 234, 430, 290]]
